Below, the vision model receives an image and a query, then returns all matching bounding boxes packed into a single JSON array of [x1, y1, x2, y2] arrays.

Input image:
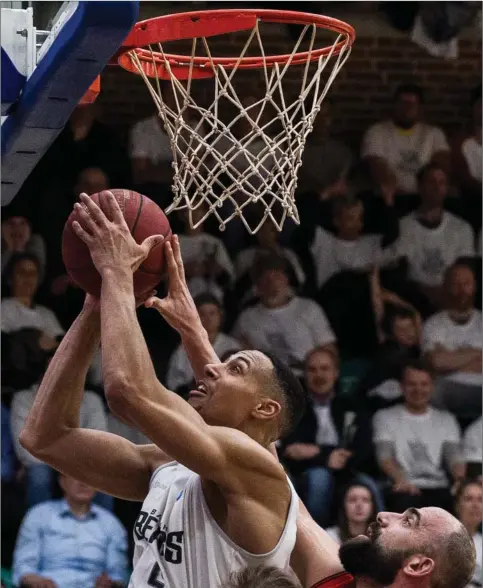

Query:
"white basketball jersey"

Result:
[[129, 461, 298, 588]]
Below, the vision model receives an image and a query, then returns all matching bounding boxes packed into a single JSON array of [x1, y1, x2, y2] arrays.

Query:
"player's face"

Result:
[[447, 266, 476, 310], [345, 486, 374, 526], [188, 350, 277, 428], [339, 508, 441, 586], [198, 303, 222, 337], [393, 92, 421, 127], [456, 483, 482, 530], [392, 316, 419, 348], [11, 259, 39, 299], [401, 367, 433, 412], [305, 351, 338, 398]]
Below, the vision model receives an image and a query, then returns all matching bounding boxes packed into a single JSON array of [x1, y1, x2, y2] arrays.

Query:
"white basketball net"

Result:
[[128, 19, 352, 233]]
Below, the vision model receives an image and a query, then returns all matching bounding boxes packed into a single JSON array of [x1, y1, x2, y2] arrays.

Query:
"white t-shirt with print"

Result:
[[1, 298, 64, 339], [310, 226, 384, 289], [393, 212, 474, 286], [232, 297, 336, 375], [373, 404, 461, 488], [167, 333, 243, 391], [361, 120, 449, 194], [423, 310, 482, 386], [463, 417, 482, 463]]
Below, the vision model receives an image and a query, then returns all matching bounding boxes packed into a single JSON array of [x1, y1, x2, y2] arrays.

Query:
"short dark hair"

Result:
[[394, 83, 424, 103], [381, 304, 417, 339], [416, 161, 447, 184], [444, 258, 476, 286], [252, 253, 289, 283], [4, 251, 41, 284], [224, 566, 301, 588], [434, 525, 476, 588], [332, 194, 363, 219], [398, 358, 433, 382], [194, 292, 223, 311], [263, 351, 307, 437], [454, 477, 482, 506]]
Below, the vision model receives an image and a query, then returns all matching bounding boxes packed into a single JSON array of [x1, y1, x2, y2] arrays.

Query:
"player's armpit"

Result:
[[107, 380, 286, 494], [20, 427, 168, 501]]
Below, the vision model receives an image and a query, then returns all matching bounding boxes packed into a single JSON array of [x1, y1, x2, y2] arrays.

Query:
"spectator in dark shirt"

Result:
[[282, 347, 383, 526]]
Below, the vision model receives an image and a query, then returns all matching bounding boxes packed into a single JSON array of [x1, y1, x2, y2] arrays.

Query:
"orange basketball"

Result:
[[62, 189, 172, 297]]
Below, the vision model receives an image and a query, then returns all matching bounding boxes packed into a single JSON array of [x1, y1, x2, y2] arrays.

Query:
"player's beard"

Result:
[[338, 530, 406, 586]]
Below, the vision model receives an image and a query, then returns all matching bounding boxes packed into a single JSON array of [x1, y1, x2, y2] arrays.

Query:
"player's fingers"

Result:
[[171, 235, 187, 283], [164, 241, 181, 287], [136, 289, 157, 308], [141, 234, 165, 255], [72, 220, 94, 244], [73, 203, 98, 235], [79, 193, 109, 227], [103, 190, 126, 226]]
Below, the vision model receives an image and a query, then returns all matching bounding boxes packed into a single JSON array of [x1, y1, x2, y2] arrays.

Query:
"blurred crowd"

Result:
[[1, 79, 482, 588]]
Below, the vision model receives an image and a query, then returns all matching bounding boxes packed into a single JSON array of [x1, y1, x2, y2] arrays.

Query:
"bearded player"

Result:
[[20, 192, 306, 588]]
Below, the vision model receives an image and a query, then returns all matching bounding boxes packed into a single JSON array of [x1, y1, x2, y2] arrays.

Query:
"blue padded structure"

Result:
[[1, 47, 26, 116], [1, 1, 139, 205]]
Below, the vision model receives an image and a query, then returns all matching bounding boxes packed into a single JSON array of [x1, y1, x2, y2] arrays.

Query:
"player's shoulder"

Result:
[[139, 443, 173, 475]]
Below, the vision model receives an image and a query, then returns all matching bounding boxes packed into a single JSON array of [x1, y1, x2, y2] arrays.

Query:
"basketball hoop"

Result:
[[115, 9, 355, 233]]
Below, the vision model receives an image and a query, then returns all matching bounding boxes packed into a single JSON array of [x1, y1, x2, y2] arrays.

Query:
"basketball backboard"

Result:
[[1, 1, 139, 206]]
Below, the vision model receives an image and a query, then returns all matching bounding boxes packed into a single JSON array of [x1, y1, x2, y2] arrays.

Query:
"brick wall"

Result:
[[98, 4, 481, 149]]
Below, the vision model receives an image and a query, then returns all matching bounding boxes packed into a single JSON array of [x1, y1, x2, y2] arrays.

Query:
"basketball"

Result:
[[62, 189, 172, 297]]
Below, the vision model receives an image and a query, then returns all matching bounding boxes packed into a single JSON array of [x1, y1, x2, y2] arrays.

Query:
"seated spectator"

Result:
[[2, 253, 64, 391], [358, 275, 422, 411], [310, 195, 390, 291], [12, 474, 128, 588], [361, 83, 450, 197], [452, 86, 482, 198], [1, 214, 46, 283], [464, 417, 482, 481], [10, 363, 111, 510], [454, 479, 482, 588], [422, 260, 482, 417], [178, 205, 235, 303], [282, 347, 383, 526], [2, 404, 25, 570], [130, 82, 204, 190], [373, 359, 465, 513], [233, 255, 336, 376], [391, 163, 474, 312], [325, 481, 378, 545], [166, 293, 242, 393], [297, 99, 353, 197], [235, 220, 305, 302]]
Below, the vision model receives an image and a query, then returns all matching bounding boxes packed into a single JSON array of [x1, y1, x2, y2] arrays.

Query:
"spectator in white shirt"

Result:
[[310, 196, 387, 290], [129, 82, 204, 187], [166, 293, 242, 393], [178, 204, 235, 302], [362, 83, 450, 196], [454, 480, 482, 588], [463, 417, 482, 481], [423, 260, 482, 416], [233, 255, 336, 375], [373, 359, 465, 514], [325, 482, 378, 545], [393, 163, 474, 310]]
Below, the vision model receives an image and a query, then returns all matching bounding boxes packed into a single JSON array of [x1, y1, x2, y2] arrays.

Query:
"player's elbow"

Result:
[[19, 427, 51, 459], [104, 372, 139, 417]]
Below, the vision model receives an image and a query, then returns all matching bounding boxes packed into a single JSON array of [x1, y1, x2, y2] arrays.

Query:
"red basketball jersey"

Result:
[[310, 571, 356, 588]]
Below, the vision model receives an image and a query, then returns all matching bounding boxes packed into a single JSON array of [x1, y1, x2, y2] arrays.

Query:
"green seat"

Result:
[[1, 568, 13, 588]]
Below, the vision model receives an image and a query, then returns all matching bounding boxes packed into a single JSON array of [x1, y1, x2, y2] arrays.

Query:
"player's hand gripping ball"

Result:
[[62, 189, 172, 297]]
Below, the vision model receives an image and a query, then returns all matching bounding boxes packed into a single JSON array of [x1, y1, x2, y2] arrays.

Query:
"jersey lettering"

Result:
[[134, 510, 185, 564], [147, 563, 165, 588]]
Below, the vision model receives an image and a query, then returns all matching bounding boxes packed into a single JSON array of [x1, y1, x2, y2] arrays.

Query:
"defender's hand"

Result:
[[145, 235, 199, 334]]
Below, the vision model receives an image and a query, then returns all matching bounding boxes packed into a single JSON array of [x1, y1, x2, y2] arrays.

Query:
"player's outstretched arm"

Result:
[[20, 293, 167, 501], [72, 193, 286, 495], [145, 235, 221, 381]]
